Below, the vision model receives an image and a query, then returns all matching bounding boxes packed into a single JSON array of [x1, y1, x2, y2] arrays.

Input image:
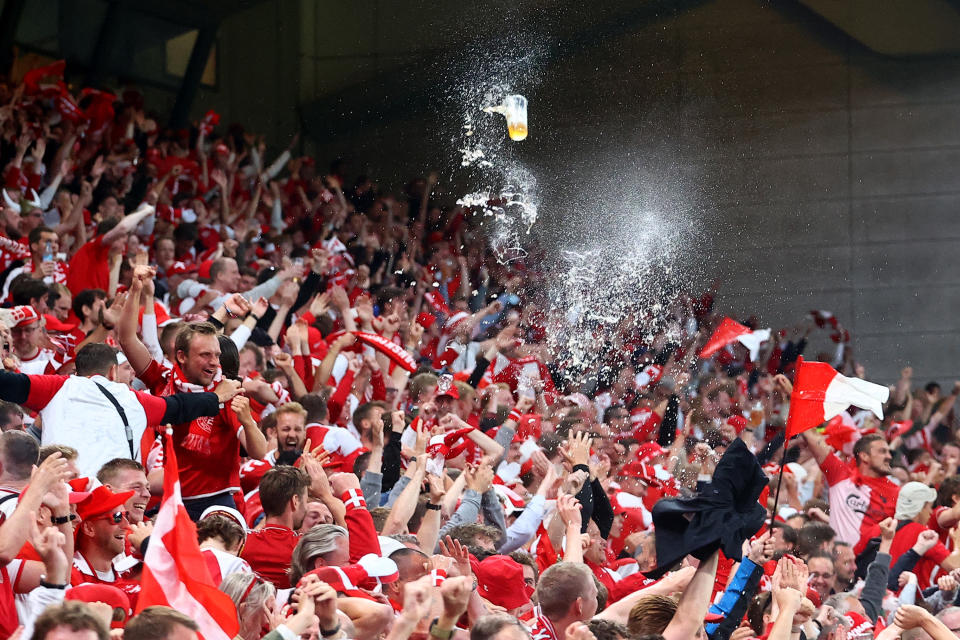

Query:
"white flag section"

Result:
[[736, 328, 771, 361], [822, 374, 890, 423]]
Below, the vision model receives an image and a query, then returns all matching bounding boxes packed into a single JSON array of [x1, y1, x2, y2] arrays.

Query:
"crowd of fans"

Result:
[[0, 61, 959, 640]]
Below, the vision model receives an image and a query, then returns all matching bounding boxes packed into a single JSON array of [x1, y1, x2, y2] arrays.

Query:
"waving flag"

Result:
[[785, 357, 889, 440], [699, 317, 770, 361], [137, 429, 239, 639]]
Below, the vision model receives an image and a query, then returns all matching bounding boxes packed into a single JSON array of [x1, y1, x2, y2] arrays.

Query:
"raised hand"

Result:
[[556, 493, 583, 530], [560, 431, 593, 468]]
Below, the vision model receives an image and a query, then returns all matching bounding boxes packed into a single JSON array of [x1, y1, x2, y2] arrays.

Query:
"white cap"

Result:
[[378, 536, 407, 558], [895, 482, 938, 520], [199, 505, 248, 538]]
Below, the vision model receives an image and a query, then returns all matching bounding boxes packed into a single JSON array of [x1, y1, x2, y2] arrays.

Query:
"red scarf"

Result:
[[163, 363, 221, 456]]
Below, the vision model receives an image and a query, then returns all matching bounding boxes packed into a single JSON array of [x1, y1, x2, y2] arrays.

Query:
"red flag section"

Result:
[[137, 429, 239, 639], [784, 357, 889, 441], [699, 317, 770, 361]]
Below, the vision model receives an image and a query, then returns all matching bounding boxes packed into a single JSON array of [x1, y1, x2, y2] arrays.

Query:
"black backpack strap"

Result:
[[93, 382, 135, 459]]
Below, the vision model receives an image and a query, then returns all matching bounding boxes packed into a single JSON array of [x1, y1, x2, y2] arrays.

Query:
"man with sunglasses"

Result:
[[71, 485, 142, 608]]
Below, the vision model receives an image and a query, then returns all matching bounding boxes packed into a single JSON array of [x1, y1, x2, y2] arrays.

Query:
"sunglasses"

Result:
[[100, 510, 128, 524]]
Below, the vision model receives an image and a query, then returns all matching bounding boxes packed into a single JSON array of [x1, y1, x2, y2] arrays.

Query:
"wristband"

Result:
[[429, 620, 454, 640], [340, 489, 366, 510], [39, 578, 67, 589], [51, 514, 74, 525], [320, 622, 341, 638], [508, 408, 523, 423], [426, 502, 442, 511]]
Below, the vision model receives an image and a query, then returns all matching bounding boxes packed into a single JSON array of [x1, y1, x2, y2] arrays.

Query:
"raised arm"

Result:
[[101, 203, 155, 245], [118, 268, 157, 376], [662, 550, 718, 640]]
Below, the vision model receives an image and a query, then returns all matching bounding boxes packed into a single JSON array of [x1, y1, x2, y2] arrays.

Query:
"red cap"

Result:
[[618, 461, 660, 487], [76, 486, 134, 522], [300, 556, 398, 599], [727, 415, 749, 435], [65, 584, 131, 629], [166, 261, 197, 277], [68, 477, 91, 492], [9, 305, 39, 328], [197, 259, 214, 280], [416, 312, 437, 329], [514, 414, 542, 442], [43, 314, 77, 333], [635, 441, 667, 464], [475, 555, 534, 610]]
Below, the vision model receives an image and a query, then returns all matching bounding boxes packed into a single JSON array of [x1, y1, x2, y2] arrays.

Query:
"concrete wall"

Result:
[[134, 0, 301, 148], [293, 0, 960, 384]]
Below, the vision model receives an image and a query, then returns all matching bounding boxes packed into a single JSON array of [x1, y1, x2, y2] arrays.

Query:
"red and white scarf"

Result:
[[162, 363, 222, 456]]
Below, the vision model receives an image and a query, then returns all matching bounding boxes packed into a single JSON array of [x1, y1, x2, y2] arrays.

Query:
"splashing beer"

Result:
[[484, 94, 528, 141]]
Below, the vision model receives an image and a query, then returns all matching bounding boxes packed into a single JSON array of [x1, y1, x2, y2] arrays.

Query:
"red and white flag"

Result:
[[699, 317, 770, 361], [785, 357, 889, 440], [137, 429, 239, 639]]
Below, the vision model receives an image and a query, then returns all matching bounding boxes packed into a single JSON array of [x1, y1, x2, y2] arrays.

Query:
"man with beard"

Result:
[[240, 466, 309, 588], [71, 486, 141, 608], [118, 268, 265, 519], [800, 431, 899, 554]]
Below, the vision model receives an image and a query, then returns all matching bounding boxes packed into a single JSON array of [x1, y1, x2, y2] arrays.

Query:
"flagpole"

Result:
[[767, 439, 789, 530], [769, 358, 801, 529]]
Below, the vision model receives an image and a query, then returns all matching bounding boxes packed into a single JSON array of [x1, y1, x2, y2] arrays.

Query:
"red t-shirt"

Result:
[[888, 521, 950, 590], [240, 524, 299, 589], [67, 235, 110, 295], [139, 360, 243, 498], [0, 565, 16, 638]]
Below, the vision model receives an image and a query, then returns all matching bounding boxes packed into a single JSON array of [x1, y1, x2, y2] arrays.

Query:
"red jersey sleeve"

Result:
[[137, 360, 170, 396], [134, 390, 168, 425], [370, 370, 387, 401], [24, 375, 69, 410], [819, 452, 851, 486], [605, 571, 653, 603], [927, 541, 951, 566], [327, 370, 355, 424], [340, 489, 381, 562]]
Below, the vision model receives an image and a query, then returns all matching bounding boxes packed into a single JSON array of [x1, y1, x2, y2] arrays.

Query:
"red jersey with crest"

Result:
[[139, 360, 243, 498]]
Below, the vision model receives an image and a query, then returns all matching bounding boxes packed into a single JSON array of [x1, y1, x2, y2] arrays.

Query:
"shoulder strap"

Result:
[[94, 382, 135, 459]]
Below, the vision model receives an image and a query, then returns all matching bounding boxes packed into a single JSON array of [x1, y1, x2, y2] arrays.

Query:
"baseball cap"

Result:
[[65, 584, 131, 629], [618, 461, 660, 487], [895, 481, 937, 520], [378, 536, 407, 558], [199, 505, 248, 538], [727, 415, 749, 434], [76, 486, 135, 522], [635, 441, 667, 464], [475, 555, 534, 610], [8, 305, 39, 328]]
